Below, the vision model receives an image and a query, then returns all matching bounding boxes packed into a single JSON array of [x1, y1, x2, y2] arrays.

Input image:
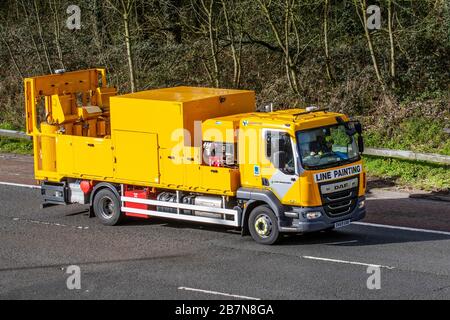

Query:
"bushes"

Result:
[[365, 117, 450, 156], [364, 156, 450, 191]]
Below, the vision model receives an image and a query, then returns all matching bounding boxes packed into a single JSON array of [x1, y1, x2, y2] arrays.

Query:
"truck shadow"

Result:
[[280, 227, 450, 246], [122, 216, 450, 248], [281, 195, 450, 246], [123, 216, 242, 234], [118, 196, 450, 247]]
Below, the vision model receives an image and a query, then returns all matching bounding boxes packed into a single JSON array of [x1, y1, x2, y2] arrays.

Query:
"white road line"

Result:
[[178, 287, 260, 300], [323, 240, 359, 245], [302, 255, 395, 269], [12, 217, 89, 230], [0, 181, 40, 189], [353, 222, 450, 236]]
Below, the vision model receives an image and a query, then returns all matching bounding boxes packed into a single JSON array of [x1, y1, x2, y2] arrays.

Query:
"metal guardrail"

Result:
[[0, 129, 31, 140], [0, 129, 449, 164], [364, 148, 450, 165]]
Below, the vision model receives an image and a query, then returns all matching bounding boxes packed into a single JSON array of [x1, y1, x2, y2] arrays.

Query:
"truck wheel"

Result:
[[93, 188, 123, 226], [248, 205, 280, 245]]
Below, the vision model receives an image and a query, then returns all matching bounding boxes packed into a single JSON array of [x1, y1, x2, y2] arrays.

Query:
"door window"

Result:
[[265, 131, 295, 175]]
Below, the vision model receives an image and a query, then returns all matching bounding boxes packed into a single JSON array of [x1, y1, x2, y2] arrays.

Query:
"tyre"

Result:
[[93, 188, 123, 226], [248, 205, 280, 245]]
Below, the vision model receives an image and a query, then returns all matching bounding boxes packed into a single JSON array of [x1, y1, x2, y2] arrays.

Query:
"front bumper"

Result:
[[279, 196, 366, 233]]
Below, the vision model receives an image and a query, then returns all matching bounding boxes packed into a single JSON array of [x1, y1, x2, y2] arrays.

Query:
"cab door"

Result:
[[260, 129, 299, 202]]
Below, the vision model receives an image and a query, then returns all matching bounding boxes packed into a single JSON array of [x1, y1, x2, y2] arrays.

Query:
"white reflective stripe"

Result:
[[121, 207, 239, 227], [121, 196, 237, 215]]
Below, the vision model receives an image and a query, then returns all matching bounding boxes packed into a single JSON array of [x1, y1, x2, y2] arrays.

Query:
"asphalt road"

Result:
[[0, 184, 449, 300]]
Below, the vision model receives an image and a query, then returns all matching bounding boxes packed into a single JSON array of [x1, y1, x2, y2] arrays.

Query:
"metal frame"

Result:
[[41, 181, 68, 207], [121, 196, 241, 227]]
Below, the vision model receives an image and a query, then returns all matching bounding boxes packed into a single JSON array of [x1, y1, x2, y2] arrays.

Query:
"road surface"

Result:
[[0, 183, 449, 299]]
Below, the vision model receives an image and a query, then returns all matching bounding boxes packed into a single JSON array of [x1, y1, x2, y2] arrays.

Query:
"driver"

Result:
[[310, 135, 332, 155]]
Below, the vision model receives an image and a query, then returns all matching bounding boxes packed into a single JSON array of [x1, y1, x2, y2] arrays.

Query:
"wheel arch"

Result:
[[237, 188, 285, 236]]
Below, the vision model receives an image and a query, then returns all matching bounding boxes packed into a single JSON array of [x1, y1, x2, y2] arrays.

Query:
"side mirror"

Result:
[[357, 135, 364, 153]]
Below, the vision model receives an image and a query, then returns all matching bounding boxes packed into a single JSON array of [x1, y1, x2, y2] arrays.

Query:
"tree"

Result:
[[0, 24, 23, 78], [387, 0, 396, 85], [33, 0, 52, 73], [20, 0, 45, 74], [106, 0, 137, 92], [49, 0, 65, 70], [256, 0, 301, 96], [221, 0, 243, 87], [354, 0, 385, 90], [323, 0, 334, 83], [199, 0, 220, 87]]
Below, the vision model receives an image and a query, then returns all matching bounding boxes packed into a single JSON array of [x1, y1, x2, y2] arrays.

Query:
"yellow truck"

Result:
[[25, 68, 366, 244]]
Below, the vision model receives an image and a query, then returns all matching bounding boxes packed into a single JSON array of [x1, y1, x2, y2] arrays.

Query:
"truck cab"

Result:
[[202, 109, 366, 244]]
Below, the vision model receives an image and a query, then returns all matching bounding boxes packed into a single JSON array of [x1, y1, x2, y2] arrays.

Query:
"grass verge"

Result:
[[0, 137, 33, 155], [365, 117, 450, 156], [363, 155, 450, 191]]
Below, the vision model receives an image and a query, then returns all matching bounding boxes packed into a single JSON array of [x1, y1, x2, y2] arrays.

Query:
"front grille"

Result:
[[319, 178, 358, 217]]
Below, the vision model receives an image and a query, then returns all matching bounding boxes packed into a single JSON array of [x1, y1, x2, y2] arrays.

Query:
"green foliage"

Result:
[[0, 137, 33, 155], [365, 118, 450, 155], [329, 126, 351, 146], [363, 156, 450, 191], [0, 122, 17, 130]]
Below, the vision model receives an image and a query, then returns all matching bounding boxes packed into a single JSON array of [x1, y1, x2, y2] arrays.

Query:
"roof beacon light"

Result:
[[306, 105, 319, 112], [263, 103, 273, 113]]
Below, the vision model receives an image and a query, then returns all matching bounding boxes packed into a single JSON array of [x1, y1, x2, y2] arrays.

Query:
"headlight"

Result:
[[358, 200, 365, 209], [303, 211, 322, 220]]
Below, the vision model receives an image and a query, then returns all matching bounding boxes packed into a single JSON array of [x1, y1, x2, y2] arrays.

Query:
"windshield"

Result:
[[296, 124, 359, 169]]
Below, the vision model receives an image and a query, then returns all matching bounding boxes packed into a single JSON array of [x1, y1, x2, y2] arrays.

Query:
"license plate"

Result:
[[334, 219, 351, 229]]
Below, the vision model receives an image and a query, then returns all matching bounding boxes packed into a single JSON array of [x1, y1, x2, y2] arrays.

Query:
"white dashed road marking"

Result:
[[302, 255, 395, 269], [12, 217, 89, 230], [322, 240, 359, 245], [178, 287, 261, 300], [353, 222, 450, 236]]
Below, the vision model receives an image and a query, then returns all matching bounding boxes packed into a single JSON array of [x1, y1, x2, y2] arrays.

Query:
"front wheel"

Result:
[[248, 205, 280, 245], [93, 188, 123, 226]]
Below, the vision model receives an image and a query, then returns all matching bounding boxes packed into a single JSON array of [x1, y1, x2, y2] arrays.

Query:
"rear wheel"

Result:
[[93, 188, 123, 226], [248, 205, 280, 245]]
